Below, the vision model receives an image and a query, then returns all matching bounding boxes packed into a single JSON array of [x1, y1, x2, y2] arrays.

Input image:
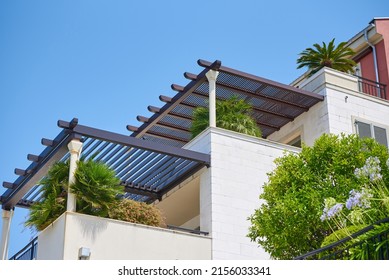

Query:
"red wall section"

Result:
[[358, 51, 376, 81], [376, 40, 389, 90], [375, 19, 389, 99]]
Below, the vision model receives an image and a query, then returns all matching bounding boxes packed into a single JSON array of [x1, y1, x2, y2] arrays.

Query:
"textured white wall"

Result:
[[267, 99, 330, 146], [325, 88, 389, 135], [187, 128, 299, 259]]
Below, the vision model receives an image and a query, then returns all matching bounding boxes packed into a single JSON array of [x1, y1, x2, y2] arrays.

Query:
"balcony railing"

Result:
[[356, 76, 387, 100], [167, 225, 209, 236], [295, 217, 389, 260], [9, 236, 38, 260]]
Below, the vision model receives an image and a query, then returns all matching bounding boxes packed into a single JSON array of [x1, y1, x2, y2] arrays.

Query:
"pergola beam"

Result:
[[58, 120, 209, 165], [1, 129, 72, 210], [198, 59, 324, 101], [137, 115, 190, 132], [130, 60, 221, 139]]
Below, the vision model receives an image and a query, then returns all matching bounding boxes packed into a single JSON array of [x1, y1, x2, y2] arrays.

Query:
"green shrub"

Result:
[[248, 133, 389, 259], [108, 199, 165, 227], [25, 161, 69, 231], [72, 159, 122, 217]]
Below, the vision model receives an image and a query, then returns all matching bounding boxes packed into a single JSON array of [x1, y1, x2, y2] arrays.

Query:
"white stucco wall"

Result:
[[37, 212, 211, 260], [186, 128, 299, 260], [37, 212, 66, 260]]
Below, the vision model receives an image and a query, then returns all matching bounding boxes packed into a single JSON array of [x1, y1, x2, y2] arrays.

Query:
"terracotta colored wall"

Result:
[[358, 51, 376, 81], [375, 20, 389, 90], [355, 19, 389, 100]]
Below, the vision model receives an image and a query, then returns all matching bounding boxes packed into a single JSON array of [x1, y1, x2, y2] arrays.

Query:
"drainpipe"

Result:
[[363, 24, 381, 97], [205, 70, 219, 128], [67, 139, 83, 212], [0, 209, 13, 260]]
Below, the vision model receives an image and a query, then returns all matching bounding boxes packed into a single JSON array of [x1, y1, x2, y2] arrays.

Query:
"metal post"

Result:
[[0, 209, 14, 260], [205, 69, 219, 128], [67, 139, 83, 212]]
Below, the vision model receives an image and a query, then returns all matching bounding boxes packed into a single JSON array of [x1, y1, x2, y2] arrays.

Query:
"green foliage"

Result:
[[190, 96, 262, 138], [348, 223, 389, 260], [26, 159, 122, 231], [319, 223, 389, 260], [26, 159, 119, 231], [317, 154, 389, 259], [26, 158, 166, 231], [318, 224, 366, 259], [25, 161, 69, 231], [297, 38, 356, 77], [72, 159, 122, 217], [108, 199, 165, 227], [321, 224, 367, 247], [248, 133, 389, 259]]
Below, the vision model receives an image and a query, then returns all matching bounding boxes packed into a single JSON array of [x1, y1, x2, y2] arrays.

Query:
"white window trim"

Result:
[[352, 116, 389, 147]]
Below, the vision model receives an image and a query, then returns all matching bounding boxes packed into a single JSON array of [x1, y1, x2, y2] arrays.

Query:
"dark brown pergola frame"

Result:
[[127, 59, 324, 147], [1, 119, 210, 210], [1, 59, 324, 211]]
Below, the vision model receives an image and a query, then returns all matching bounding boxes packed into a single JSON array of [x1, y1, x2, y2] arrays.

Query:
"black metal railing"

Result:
[[9, 236, 38, 260], [295, 217, 389, 260], [167, 225, 209, 236], [356, 76, 387, 100]]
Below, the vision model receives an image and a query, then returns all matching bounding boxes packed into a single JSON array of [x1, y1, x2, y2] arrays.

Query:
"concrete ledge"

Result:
[[37, 212, 211, 260]]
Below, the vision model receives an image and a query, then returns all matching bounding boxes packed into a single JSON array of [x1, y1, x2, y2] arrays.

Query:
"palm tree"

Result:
[[190, 96, 262, 138], [297, 38, 356, 77], [26, 158, 123, 231]]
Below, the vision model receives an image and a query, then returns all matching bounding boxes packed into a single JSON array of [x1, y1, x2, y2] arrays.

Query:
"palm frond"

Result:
[[297, 39, 356, 76], [190, 96, 262, 138]]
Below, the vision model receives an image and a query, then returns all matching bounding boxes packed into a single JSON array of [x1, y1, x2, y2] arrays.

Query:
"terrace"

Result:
[[0, 59, 325, 260], [10, 60, 388, 260]]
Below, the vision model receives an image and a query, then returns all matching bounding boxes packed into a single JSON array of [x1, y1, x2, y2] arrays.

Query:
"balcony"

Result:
[[12, 212, 211, 260], [9, 237, 37, 260], [357, 76, 387, 100], [295, 67, 388, 102]]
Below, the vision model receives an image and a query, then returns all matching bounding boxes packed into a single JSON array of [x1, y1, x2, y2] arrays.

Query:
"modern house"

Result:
[[1, 18, 388, 260]]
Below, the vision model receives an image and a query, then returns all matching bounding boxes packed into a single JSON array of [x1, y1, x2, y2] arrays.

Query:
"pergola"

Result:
[[0, 59, 324, 259]]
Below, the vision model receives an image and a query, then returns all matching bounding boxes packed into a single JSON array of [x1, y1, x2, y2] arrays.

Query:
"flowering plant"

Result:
[[320, 156, 389, 258], [249, 133, 389, 259]]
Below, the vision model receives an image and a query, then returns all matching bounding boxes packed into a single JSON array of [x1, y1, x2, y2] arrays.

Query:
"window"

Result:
[[355, 120, 388, 147], [287, 135, 302, 148]]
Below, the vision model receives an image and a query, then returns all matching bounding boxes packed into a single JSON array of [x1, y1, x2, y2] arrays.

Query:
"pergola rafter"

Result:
[[126, 59, 324, 145]]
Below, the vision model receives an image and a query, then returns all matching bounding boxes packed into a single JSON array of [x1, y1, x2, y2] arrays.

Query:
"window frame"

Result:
[[353, 117, 389, 147]]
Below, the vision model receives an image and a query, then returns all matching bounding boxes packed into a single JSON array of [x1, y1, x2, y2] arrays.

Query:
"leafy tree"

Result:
[[248, 133, 389, 259], [190, 96, 262, 138], [297, 38, 356, 77]]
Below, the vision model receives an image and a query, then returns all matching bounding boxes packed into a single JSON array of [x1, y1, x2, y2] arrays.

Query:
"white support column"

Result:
[[205, 69, 219, 128], [0, 209, 14, 260], [67, 139, 83, 212]]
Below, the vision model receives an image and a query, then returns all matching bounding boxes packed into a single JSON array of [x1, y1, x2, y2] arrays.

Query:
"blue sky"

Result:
[[0, 0, 387, 257]]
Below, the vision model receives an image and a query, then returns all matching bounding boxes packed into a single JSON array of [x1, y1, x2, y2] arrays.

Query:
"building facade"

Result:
[[1, 19, 389, 260]]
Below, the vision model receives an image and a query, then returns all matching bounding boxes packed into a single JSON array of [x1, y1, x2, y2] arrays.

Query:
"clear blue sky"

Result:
[[0, 0, 387, 257]]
